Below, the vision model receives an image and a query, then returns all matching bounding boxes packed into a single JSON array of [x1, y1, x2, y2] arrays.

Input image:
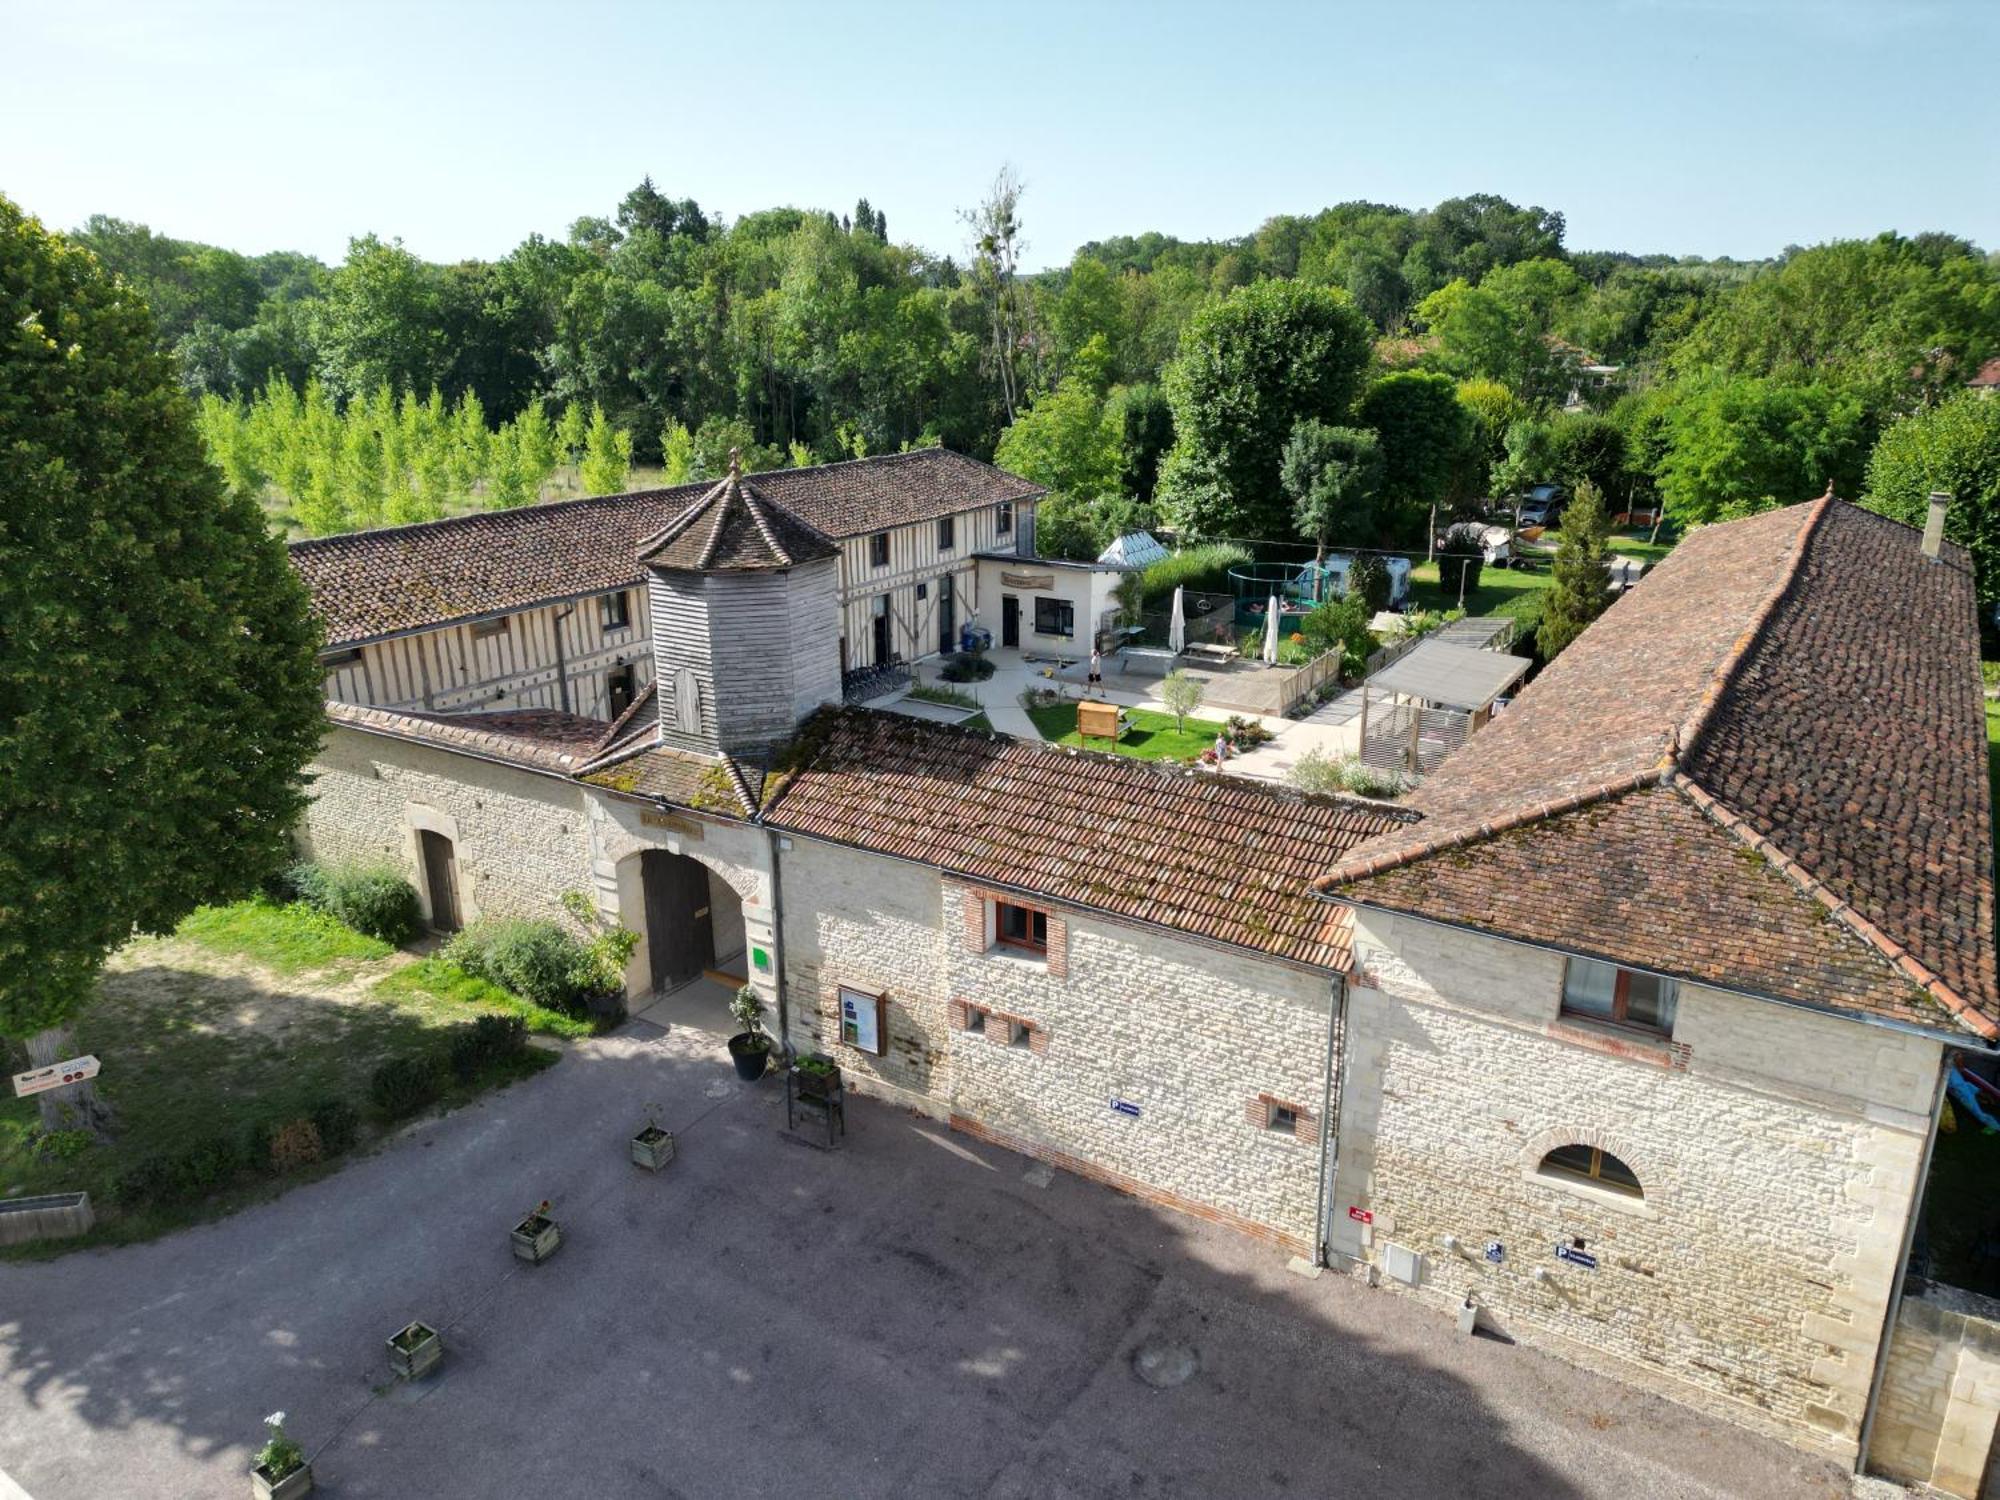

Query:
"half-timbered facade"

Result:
[[292, 448, 1042, 715]]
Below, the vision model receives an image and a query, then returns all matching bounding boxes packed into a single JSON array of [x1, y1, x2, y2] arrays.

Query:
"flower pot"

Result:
[[386, 1319, 442, 1380], [793, 1057, 842, 1101], [727, 1032, 770, 1082], [250, 1460, 313, 1499], [511, 1212, 561, 1264], [630, 1125, 675, 1171]]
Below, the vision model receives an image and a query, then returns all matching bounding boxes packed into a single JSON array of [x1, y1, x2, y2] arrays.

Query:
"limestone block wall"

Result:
[[778, 836, 1335, 1249], [297, 727, 594, 927], [1334, 907, 1944, 1460], [1868, 1284, 2000, 1497]]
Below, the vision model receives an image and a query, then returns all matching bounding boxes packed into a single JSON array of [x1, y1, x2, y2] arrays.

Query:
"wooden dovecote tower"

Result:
[[635, 451, 844, 757]]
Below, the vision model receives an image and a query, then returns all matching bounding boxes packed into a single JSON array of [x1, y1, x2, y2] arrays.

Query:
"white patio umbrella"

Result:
[[1262, 594, 1281, 664], [1167, 586, 1186, 654]]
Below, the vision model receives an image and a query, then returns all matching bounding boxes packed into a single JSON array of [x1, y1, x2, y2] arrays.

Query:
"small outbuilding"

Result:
[[1357, 639, 1532, 777]]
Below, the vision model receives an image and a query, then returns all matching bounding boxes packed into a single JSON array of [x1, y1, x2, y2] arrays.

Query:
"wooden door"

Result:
[[642, 851, 715, 990], [938, 576, 956, 655], [419, 830, 460, 933], [872, 601, 892, 666], [1001, 595, 1020, 648]]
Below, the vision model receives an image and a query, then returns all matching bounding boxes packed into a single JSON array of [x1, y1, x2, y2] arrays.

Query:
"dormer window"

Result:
[[1562, 957, 1677, 1035], [996, 501, 1013, 536]]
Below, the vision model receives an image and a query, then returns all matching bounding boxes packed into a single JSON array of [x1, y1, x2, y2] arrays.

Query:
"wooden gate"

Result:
[[419, 829, 461, 932], [641, 850, 714, 991]]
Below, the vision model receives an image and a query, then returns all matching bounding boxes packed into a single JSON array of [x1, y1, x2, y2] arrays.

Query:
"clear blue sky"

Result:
[[2, 0, 1994, 270]]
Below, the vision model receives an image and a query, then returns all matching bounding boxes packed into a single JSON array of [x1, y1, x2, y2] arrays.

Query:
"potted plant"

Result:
[[630, 1103, 675, 1171], [386, 1319, 442, 1380], [510, 1199, 561, 1264], [250, 1410, 311, 1498], [792, 1051, 842, 1101], [726, 985, 772, 1082]]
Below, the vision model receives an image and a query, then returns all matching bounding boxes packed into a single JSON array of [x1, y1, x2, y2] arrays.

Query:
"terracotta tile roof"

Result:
[[636, 463, 839, 572], [291, 449, 1042, 647], [580, 741, 764, 819], [323, 700, 610, 774], [1320, 497, 2000, 1041], [763, 707, 1414, 970], [1970, 356, 2000, 388]]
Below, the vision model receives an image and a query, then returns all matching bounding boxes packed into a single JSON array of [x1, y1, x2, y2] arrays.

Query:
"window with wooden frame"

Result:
[[869, 531, 890, 568], [936, 514, 956, 552], [319, 647, 363, 669], [471, 616, 511, 640], [994, 900, 1048, 955], [1561, 956, 1677, 1035], [996, 500, 1013, 536], [1538, 1144, 1643, 1198], [1033, 596, 1074, 638], [600, 590, 632, 630]]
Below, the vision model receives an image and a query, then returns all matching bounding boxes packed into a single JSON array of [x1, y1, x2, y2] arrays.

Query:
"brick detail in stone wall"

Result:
[[1546, 1018, 1693, 1071], [1247, 1093, 1315, 1142], [950, 1114, 1314, 1258], [961, 887, 984, 952], [1046, 912, 1069, 978]]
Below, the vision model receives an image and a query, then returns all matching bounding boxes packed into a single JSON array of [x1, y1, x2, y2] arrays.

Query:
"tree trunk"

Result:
[[25, 1025, 112, 1136]]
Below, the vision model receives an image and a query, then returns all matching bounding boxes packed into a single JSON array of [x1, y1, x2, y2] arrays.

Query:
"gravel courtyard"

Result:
[[0, 1021, 1857, 1499]]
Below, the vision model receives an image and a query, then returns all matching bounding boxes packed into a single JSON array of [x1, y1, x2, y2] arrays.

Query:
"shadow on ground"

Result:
[[0, 1023, 1851, 1499]]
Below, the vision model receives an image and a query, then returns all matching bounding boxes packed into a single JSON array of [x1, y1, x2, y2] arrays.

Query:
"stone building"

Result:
[[290, 458, 1999, 1483]]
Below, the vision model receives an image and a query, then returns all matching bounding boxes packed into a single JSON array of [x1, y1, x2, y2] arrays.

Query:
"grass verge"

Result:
[[1026, 701, 1228, 761], [374, 957, 593, 1039], [177, 897, 391, 973]]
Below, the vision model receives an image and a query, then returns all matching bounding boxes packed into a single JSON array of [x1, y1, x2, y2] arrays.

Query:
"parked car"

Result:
[[1514, 483, 1567, 530]]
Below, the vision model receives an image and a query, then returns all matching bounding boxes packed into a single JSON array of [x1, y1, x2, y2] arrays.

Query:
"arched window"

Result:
[[1539, 1144, 1643, 1198]]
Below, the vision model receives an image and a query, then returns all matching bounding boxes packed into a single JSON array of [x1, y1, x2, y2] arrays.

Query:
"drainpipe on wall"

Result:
[[552, 605, 576, 714], [762, 826, 791, 1057], [1313, 973, 1347, 1268], [1854, 1048, 1952, 1475]]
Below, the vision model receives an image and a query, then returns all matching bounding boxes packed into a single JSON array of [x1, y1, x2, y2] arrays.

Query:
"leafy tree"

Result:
[[1281, 421, 1383, 577], [1545, 411, 1630, 511], [1359, 371, 1473, 540], [1537, 481, 1615, 659], [1417, 258, 1585, 402], [1161, 668, 1205, 732], [1107, 381, 1173, 503], [312, 234, 450, 401], [993, 364, 1123, 501], [1157, 279, 1374, 539], [1655, 376, 1867, 525], [660, 419, 696, 483], [0, 198, 325, 1130], [1864, 392, 2000, 621], [579, 401, 634, 494]]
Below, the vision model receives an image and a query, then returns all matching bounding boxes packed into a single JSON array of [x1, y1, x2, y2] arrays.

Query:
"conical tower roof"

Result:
[[636, 450, 840, 572]]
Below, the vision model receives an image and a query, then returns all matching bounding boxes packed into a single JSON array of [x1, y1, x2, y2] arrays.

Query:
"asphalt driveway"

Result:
[[0, 1022, 1857, 1499]]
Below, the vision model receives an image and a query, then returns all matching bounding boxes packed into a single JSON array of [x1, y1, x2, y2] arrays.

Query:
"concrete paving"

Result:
[[0, 1025, 1868, 1499]]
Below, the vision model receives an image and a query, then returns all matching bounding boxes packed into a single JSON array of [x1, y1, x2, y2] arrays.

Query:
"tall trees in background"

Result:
[[1282, 422, 1383, 571], [1157, 280, 1374, 539], [1865, 393, 2000, 623], [0, 197, 324, 1130]]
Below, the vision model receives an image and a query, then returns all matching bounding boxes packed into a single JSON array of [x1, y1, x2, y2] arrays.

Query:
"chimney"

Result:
[[1922, 490, 1949, 560]]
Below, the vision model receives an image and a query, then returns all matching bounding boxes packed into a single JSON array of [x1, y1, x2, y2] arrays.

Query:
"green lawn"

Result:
[[959, 712, 994, 734], [1408, 530, 1676, 638], [1027, 700, 1227, 761], [1, 902, 563, 1253]]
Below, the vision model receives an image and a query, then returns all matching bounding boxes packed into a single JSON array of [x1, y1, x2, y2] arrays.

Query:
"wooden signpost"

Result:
[[11, 1055, 100, 1098]]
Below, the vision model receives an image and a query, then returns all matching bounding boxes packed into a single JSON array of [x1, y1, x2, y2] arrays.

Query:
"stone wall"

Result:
[[1333, 907, 1944, 1460], [298, 727, 594, 927], [778, 836, 1336, 1248], [1868, 1283, 2000, 1497]]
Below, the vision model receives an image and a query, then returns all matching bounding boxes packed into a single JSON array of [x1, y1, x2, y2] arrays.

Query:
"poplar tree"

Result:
[[1537, 480, 1614, 660], [0, 197, 325, 1131], [579, 401, 633, 494]]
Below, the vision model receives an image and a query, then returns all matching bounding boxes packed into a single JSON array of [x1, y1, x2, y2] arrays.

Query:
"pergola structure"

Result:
[[1357, 639, 1532, 777]]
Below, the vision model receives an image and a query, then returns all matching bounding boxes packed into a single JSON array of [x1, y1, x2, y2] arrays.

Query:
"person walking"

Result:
[[1088, 646, 1103, 697]]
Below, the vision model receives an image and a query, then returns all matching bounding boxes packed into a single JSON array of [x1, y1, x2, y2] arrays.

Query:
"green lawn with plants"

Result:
[[0, 881, 609, 1255], [1027, 700, 1227, 761], [1407, 529, 1674, 638]]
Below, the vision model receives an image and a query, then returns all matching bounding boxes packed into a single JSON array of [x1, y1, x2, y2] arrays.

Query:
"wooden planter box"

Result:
[[0, 1191, 93, 1247], [510, 1213, 562, 1265], [793, 1057, 842, 1101], [386, 1320, 442, 1380], [630, 1126, 675, 1171], [250, 1460, 313, 1498]]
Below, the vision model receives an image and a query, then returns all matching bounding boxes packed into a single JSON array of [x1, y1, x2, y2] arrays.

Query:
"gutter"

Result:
[[1314, 973, 1347, 1267], [1854, 1049, 1951, 1474]]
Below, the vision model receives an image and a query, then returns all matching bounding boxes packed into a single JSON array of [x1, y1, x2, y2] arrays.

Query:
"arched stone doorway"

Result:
[[630, 848, 748, 1034]]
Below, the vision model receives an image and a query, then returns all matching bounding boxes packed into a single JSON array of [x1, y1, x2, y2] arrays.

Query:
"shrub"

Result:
[[113, 1155, 174, 1206], [263, 1118, 325, 1173], [370, 1054, 444, 1118], [321, 867, 422, 945], [1434, 548, 1484, 601], [1347, 555, 1391, 613], [308, 1096, 361, 1154], [1140, 543, 1252, 604], [267, 859, 331, 908], [166, 1136, 243, 1198], [937, 652, 995, 683], [1299, 595, 1375, 678], [1288, 747, 1407, 800], [445, 919, 588, 1011], [448, 1014, 527, 1080]]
